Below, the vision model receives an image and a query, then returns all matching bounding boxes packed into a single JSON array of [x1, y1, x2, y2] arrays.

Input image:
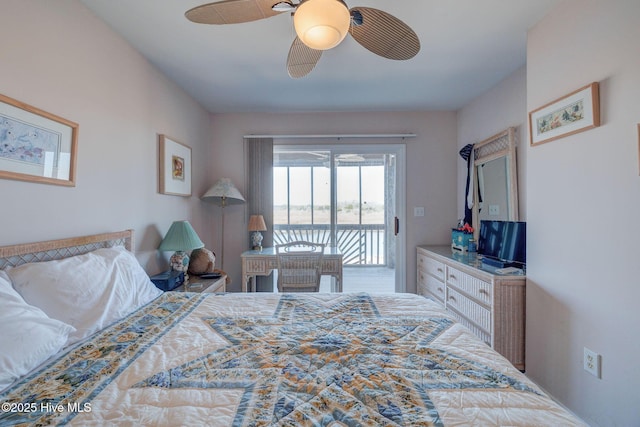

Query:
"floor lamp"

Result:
[[201, 178, 245, 270]]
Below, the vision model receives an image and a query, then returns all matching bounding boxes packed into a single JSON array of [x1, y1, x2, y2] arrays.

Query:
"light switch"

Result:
[[414, 207, 425, 217]]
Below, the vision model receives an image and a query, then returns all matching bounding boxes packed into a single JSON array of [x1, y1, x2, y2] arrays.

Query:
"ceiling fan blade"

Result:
[[348, 7, 420, 60], [287, 37, 322, 78], [185, 0, 284, 24]]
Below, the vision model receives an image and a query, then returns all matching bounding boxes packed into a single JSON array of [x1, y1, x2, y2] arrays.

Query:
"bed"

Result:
[[0, 230, 584, 426]]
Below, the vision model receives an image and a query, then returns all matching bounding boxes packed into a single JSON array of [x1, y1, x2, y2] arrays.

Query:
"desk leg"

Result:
[[241, 274, 255, 293], [331, 273, 343, 293]]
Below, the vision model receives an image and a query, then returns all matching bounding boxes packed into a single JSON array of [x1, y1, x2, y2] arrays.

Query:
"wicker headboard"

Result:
[[0, 230, 134, 270]]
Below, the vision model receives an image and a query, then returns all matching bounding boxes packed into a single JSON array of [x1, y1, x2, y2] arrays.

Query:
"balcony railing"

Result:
[[273, 224, 386, 266]]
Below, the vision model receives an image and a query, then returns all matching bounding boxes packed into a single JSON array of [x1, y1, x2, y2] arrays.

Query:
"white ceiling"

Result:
[[80, 0, 559, 113]]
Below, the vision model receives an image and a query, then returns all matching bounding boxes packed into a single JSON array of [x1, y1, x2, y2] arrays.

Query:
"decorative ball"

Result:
[[188, 247, 216, 276]]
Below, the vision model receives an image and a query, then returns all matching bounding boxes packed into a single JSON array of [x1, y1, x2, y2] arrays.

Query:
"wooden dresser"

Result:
[[416, 245, 526, 370]]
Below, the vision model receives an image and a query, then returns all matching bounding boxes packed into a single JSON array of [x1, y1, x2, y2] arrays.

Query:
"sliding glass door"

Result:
[[273, 149, 331, 244], [273, 144, 405, 292]]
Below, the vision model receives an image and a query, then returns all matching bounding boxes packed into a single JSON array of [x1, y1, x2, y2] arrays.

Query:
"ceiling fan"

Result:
[[185, 0, 420, 78]]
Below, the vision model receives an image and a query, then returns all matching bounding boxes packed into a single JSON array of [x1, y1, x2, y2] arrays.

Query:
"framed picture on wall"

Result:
[[529, 82, 600, 146], [0, 93, 78, 186], [159, 134, 191, 196]]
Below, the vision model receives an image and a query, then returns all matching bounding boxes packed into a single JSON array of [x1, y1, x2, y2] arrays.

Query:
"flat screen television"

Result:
[[478, 220, 526, 268]]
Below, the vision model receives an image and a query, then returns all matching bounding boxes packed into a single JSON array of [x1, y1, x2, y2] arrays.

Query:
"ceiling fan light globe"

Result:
[[294, 0, 350, 50], [300, 26, 343, 50]]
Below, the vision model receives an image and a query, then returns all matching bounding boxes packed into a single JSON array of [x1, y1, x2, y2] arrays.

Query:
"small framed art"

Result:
[[529, 82, 600, 146], [0, 93, 78, 186], [159, 134, 191, 196]]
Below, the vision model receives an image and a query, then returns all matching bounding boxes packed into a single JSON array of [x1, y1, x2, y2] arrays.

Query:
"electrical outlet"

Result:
[[489, 204, 500, 216], [414, 207, 425, 217], [583, 347, 601, 378]]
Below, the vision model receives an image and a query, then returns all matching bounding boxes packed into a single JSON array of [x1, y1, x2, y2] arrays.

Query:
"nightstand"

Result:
[[174, 275, 227, 293]]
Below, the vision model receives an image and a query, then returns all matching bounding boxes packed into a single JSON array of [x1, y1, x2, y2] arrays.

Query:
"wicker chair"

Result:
[[275, 241, 325, 293]]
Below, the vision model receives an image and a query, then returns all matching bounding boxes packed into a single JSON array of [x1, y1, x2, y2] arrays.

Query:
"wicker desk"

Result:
[[241, 247, 343, 293]]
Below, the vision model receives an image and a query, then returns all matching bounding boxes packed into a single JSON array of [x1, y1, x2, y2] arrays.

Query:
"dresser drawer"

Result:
[[201, 277, 226, 293], [449, 310, 491, 346], [418, 269, 445, 303], [446, 287, 491, 333], [418, 253, 445, 281], [446, 267, 492, 304]]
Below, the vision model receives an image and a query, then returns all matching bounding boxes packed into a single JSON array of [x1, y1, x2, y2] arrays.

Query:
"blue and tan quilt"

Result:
[[1, 292, 584, 426]]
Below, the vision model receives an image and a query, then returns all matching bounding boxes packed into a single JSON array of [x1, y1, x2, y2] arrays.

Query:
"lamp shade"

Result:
[[294, 0, 351, 50], [201, 178, 245, 206], [248, 215, 267, 232], [158, 220, 205, 252]]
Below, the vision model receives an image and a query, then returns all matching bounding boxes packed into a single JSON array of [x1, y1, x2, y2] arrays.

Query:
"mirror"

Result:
[[472, 127, 519, 238]]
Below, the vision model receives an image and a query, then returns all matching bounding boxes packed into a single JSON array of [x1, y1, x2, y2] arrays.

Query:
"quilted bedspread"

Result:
[[0, 292, 584, 426]]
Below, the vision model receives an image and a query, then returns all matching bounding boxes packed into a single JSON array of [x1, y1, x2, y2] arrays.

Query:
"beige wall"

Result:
[[208, 112, 458, 290], [526, 0, 640, 424], [0, 1, 213, 273]]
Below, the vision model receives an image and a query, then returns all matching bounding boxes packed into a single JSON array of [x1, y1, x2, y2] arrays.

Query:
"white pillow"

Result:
[[7, 246, 162, 345], [0, 271, 76, 392]]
